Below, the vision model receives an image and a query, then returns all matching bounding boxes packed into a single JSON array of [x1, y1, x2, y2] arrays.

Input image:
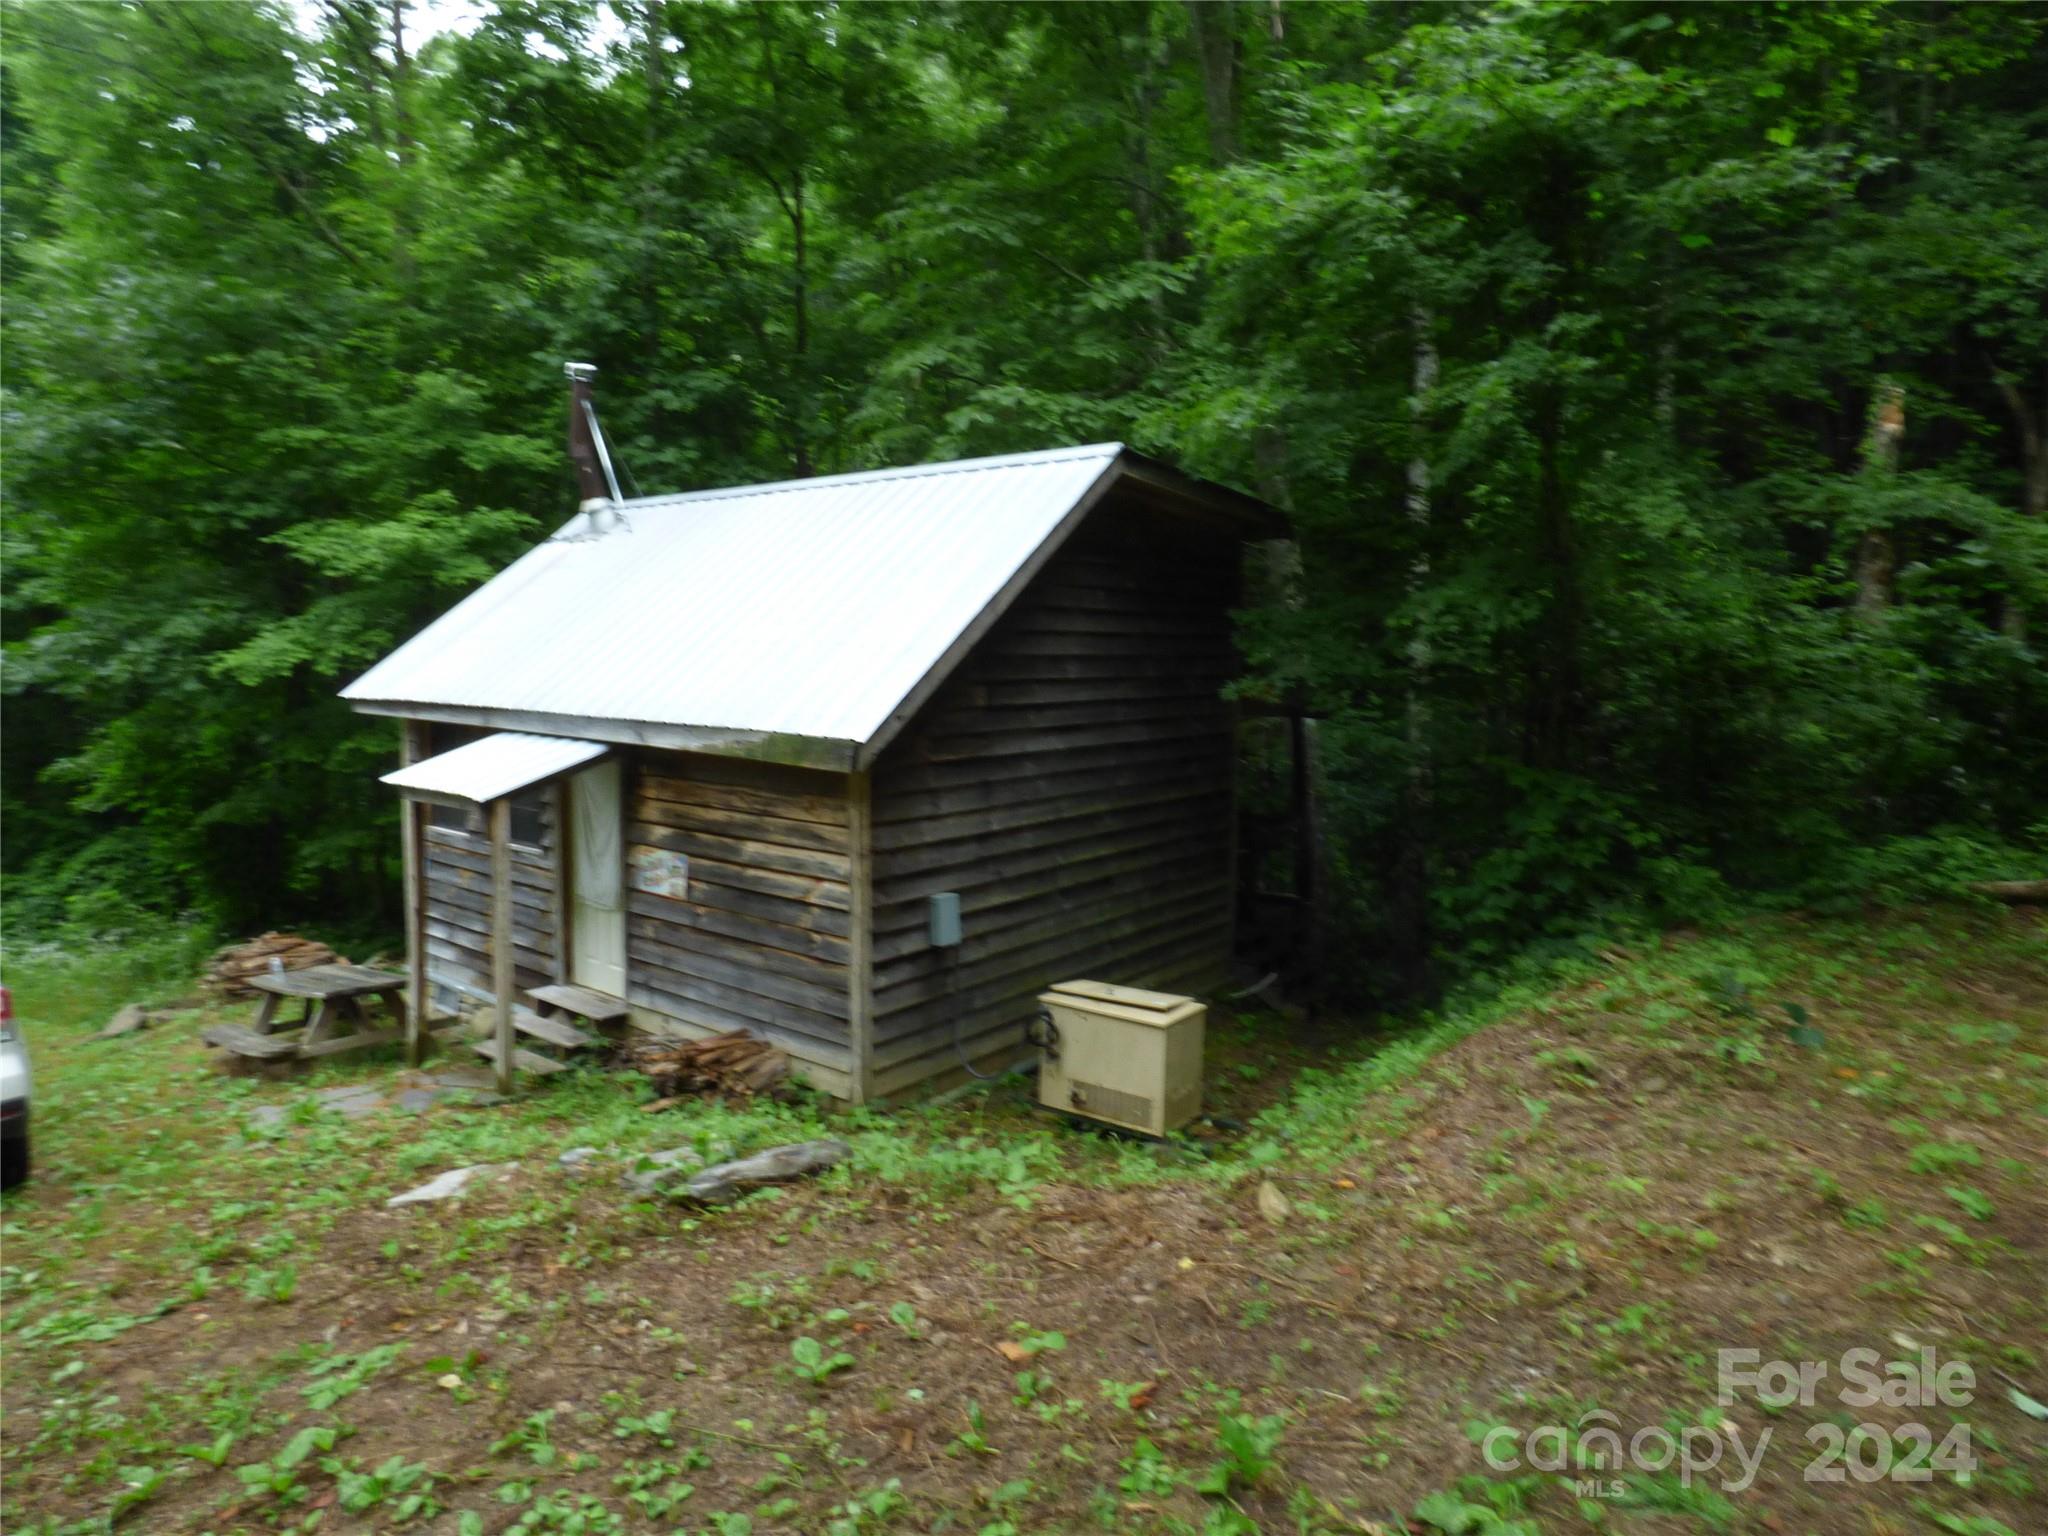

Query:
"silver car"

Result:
[[1, 986, 27, 1189]]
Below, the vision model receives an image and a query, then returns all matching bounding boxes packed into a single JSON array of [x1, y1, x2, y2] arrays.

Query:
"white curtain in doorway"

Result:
[[571, 762, 622, 909]]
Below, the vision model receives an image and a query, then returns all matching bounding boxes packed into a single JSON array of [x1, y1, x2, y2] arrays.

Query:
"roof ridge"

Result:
[[620, 441, 1125, 512]]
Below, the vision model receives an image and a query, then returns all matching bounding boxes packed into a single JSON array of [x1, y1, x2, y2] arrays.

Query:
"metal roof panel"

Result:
[[343, 444, 1127, 753], [381, 732, 608, 803]]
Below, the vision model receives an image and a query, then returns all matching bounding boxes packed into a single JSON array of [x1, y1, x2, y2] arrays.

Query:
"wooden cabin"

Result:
[[342, 443, 1283, 1101]]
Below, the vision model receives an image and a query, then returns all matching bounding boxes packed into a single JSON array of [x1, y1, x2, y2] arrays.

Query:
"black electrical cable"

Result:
[[953, 1009, 1006, 1080]]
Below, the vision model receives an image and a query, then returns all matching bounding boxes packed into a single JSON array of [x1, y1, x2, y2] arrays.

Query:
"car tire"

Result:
[[0, 1134, 27, 1191]]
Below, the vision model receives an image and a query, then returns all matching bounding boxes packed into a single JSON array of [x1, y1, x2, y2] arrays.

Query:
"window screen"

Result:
[[421, 726, 548, 849]]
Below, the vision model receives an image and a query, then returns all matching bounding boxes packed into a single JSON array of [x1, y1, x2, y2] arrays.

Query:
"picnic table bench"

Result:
[[203, 963, 410, 1067]]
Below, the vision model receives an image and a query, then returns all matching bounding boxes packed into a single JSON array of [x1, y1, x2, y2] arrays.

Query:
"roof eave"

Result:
[[347, 700, 860, 773], [1111, 448, 1290, 538], [849, 447, 1285, 770], [340, 443, 1286, 777]]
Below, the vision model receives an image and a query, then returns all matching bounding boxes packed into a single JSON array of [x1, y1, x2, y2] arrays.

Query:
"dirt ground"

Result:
[[3, 907, 2043, 1535]]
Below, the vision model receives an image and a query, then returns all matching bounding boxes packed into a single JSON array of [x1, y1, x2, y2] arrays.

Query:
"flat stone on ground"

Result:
[[94, 1004, 154, 1040], [314, 1084, 385, 1119], [417, 1066, 497, 1091], [301, 1070, 503, 1122], [386, 1163, 518, 1207]]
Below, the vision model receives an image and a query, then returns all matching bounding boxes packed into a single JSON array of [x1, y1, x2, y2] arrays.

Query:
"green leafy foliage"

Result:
[[2, 1, 2043, 980], [1195, 1411, 1285, 1495], [788, 1335, 855, 1385], [886, 1301, 922, 1337]]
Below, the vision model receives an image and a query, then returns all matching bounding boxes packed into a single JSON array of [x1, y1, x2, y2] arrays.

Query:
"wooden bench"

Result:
[[202, 1023, 299, 1061], [199, 964, 410, 1070]]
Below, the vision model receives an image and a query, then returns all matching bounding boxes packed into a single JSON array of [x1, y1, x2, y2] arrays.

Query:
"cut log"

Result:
[[677, 1139, 850, 1205], [1967, 879, 2048, 903], [625, 1028, 791, 1102], [204, 932, 347, 999]]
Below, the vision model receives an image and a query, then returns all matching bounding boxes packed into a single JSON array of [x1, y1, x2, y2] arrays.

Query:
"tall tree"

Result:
[[4, 0, 2042, 981]]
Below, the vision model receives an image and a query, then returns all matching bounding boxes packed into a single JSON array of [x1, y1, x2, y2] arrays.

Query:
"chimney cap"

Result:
[[564, 361, 598, 382]]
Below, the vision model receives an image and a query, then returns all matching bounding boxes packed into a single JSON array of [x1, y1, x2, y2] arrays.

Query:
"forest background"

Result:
[[4, 0, 2044, 1001]]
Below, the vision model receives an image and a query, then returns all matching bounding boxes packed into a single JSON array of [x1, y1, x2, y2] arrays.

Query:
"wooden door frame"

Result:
[[550, 778, 572, 984]]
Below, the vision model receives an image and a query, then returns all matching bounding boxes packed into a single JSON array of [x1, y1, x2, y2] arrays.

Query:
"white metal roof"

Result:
[[381, 731, 608, 804], [343, 442, 1269, 769]]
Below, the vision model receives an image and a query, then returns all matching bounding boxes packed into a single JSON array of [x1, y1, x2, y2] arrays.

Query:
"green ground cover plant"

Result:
[[1, 905, 2042, 1533]]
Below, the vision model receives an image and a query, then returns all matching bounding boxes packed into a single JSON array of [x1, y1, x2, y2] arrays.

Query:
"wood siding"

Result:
[[423, 808, 559, 1005], [867, 511, 1240, 1098], [403, 492, 1245, 1103], [624, 752, 855, 1085]]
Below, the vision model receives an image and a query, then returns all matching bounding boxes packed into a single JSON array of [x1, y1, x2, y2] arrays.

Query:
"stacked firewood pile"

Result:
[[627, 1029, 791, 1106], [203, 932, 346, 999]]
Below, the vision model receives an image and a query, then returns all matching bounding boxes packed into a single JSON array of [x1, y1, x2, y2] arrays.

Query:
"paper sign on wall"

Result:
[[629, 847, 690, 899]]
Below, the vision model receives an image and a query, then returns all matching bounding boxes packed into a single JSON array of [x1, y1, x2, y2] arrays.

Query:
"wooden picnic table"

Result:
[[204, 963, 410, 1067]]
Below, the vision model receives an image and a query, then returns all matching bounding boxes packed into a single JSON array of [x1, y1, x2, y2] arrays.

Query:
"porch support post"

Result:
[[489, 795, 516, 1096], [399, 722, 429, 1066]]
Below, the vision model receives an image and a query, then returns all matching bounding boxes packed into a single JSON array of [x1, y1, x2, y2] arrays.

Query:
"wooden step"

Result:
[[512, 1006, 598, 1052], [203, 1023, 300, 1061], [527, 983, 631, 1025], [471, 1038, 568, 1076]]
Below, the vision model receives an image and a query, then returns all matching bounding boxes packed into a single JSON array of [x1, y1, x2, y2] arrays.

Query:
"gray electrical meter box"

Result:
[[928, 891, 963, 947]]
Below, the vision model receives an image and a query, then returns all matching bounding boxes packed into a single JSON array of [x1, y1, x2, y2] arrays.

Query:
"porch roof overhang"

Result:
[[380, 730, 608, 810]]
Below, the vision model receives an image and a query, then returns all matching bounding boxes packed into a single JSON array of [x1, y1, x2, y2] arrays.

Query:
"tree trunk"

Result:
[[1533, 382, 1583, 768], [1994, 369, 2043, 642], [1527, 148, 1585, 769], [1125, 38, 1170, 364], [1854, 380, 1905, 620], [754, 12, 811, 478], [788, 166, 811, 478], [1287, 712, 1330, 1006], [1397, 308, 1439, 1002], [1185, 0, 1240, 164], [640, 1, 670, 444], [386, 0, 415, 289], [386, 0, 413, 162], [1967, 879, 2048, 903]]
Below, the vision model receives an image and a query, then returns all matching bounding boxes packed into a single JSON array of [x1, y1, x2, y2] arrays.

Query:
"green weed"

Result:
[[789, 1335, 855, 1384]]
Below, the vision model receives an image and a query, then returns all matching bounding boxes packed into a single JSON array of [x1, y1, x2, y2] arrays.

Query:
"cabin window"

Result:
[[421, 726, 548, 850]]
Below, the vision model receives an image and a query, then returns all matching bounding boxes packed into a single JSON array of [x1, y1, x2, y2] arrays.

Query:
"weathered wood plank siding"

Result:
[[868, 512, 1240, 1097], [624, 752, 854, 1083], [423, 808, 559, 1004]]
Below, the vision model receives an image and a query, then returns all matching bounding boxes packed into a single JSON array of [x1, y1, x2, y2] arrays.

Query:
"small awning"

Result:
[[381, 731, 608, 806]]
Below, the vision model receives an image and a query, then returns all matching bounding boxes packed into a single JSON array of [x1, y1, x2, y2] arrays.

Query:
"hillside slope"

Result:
[[2, 908, 2042, 1534]]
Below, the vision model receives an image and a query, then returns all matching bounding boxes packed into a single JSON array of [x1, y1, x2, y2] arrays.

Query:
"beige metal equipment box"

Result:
[[1035, 980, 1205, 1137]]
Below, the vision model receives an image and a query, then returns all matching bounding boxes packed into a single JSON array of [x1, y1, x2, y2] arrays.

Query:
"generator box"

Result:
[[1035, 980, 1204, 1137]]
